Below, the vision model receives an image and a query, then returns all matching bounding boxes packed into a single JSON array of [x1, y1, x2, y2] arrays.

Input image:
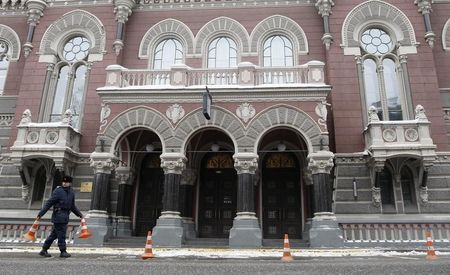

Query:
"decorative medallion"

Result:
[[236, 103, 256, 123], [404, 128, 419, 142], [45, 131, 59, 144], [382, 128, 396, 142], [166, 104, 185, 124], [26, 131, 39, 144]]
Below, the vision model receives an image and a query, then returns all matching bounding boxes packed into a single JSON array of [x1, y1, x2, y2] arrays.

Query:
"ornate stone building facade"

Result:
[[0, 0, 449, 247]]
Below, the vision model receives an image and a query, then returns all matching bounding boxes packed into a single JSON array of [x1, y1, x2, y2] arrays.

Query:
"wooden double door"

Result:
[[262, 153, 302, 239]]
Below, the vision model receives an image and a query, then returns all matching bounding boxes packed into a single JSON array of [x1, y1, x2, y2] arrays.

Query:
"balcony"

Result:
[[364, 105, 436, 164], [104, 61, 326, 88], [10, 109, 81, 168]]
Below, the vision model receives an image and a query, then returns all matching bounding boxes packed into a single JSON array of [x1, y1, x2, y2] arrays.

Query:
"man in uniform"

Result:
[[37, 175, 83, 258]]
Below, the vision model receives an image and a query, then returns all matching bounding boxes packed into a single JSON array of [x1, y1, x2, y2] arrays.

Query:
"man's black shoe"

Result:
[[60, 251, 71, 258], [39, 250, 51, 257]]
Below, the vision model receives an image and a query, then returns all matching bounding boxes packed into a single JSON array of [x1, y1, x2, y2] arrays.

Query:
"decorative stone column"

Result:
[[114, 166, 134, 237], [180, 168, 197, 239], [113, 0, 136, 55], [23, 0, 47, 57], [307, 150, 343, 248], [75, 152, 117, 246], [415, 0, 435, 48], [315, 0, 334, 50], [229, 153, 262, 248], [152, 153, 186, 247]]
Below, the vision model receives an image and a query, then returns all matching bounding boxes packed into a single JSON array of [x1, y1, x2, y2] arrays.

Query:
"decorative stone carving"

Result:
[[372, 186, 381, 207], [90, 152, 117, 174], [307, 151, 334, 175], [404, 128, 419, 142], [20, 109, 32, 125], [26, 131, 39, 144], [236, 103, 256, 123], [61, 109, 73, 125], [166, 104, 185, 124], [382, 128, 397, 142], [315, 0, 334, 17], [415, 104, 428, 121], [115, 167, 134, 185], [160, 153, 186, 174], [419, 186, 429, 205], [45, 131, 59, 144], [315, 100, 331, 129], [99, 103, 111, 130], [234, 153, 258, 174], [21, 184, 30, 202], [415, 0, 433, 15], [181, 168, 197, 186], [368, 106, 380, 123]]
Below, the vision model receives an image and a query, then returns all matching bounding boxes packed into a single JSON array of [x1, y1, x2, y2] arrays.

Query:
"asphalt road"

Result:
[[1, 253, 449, 275]]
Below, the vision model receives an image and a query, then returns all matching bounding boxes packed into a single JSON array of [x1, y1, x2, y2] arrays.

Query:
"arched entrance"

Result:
[[198, 152, 237, 238], [262, 152, 302, 239], [135, 153, 164, 236]]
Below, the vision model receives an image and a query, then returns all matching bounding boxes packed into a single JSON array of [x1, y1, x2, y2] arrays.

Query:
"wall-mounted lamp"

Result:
[[145, 144, 155, 152], [211, 143, 220, 152], [353, 177, 358, 200], [277, 141, 286, 152]]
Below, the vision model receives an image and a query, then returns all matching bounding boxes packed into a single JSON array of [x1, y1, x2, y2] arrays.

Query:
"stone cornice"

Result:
[[98, 86, 331, 104]]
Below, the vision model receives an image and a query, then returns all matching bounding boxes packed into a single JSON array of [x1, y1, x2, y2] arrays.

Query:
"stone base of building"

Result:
[[74, 211, 112, 247], [309, 212, 344, 248], [229, 212, 262, 248], [182, 217, 197, 240], [152, 211, 184, 247]]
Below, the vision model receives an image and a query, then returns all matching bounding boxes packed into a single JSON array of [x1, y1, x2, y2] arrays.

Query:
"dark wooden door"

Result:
[[135, 154, 164, 236], [262, 153, 302, 239], [199, 154, 237, 238]]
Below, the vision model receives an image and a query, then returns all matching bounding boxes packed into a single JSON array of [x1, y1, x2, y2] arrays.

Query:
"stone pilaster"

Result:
[[113, 0, 136, 55], [114, 166, 134, 237], [229, 153, 262, 248], [152, 153, 186, 247], [415, 0, 435, 47], [75, 152, 117, 247], [180, 168, 197, 239], [315, 0, 334, 50], [23, 0, 47, 57], [307, 150, 343, 247]]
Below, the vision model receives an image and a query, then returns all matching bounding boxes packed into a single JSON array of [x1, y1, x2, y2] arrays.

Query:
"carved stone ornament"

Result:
[[45, 131, 58, 144], [419, 186, 429, 205], [90, 152, 117, 174], [20, 109, 32, 125], [161, 155, 186, 174], [315, 0, 335, 17], [236, 103, 256, 123], [415, 0, 433, 15], [307, 151, 334, 175], [382, 128, 397, 142], [115, 167, 133, 185], [404, 128, 419, 142], [372, 186, 381, 207], [99, 103, 111, 130], [61, 109, 73, 125], [234, 154, 258, 174], [181, 168, 197, 186], [166, 104, 185, 124], [22, 184, 30, 202], [368, 106, 380, 123], [315, 100, 331, 129], [415, 104, 428, 121]]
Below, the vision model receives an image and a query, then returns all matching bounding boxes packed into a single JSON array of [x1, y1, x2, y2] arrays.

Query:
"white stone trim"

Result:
[[38, 9, 106, 62], [443, 19, 450, 51], [138, 18, 195, 60], [250, 15, 308, 58], [0, 24, 21, 61]]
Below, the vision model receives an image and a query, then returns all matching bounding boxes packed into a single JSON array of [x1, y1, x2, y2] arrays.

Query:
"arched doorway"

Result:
[[135, 153, 164, 236], [262, 152, 302, 239], [198, 152, 237, 238]]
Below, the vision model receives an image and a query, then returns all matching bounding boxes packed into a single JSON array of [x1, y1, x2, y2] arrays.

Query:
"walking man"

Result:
[[37, 175, 83, 258]]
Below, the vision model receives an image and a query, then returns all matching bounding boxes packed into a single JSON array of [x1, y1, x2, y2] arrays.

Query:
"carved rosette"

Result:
[[307, 151, 334, 175], [90, 152, 117, 174], [160, 154, 186, 174], [236, 103, 256, 123], [372, 186, 381, 207], [234, 153, 258, 174]]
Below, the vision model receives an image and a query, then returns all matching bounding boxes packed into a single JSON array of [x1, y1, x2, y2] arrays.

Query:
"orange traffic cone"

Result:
[[141, 231, 154, 259], [425, 230, 438, 260], [281, 233, 294, 262], [23, 218, 40, 241], [78, 218, 92, 239]]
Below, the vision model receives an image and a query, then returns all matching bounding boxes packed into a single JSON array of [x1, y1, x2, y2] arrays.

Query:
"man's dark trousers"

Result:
[[43, 223, 68, 251]]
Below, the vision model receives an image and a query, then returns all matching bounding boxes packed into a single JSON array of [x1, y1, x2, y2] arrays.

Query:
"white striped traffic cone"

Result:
[[281, 233, 294, 262], [23, 218, 40, 241], [141, 231, 154, 259], [78, 218, 92, 239]]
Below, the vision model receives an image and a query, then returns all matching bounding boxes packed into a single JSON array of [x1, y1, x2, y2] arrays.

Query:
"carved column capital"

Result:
[[160, 153, 186, 174], [233, 153, 258, 174], [307, 151, 334, 175], [315, 0, 334, 17], [90, 152, 118, 174], [415, 0, 433, 15], [26, 0, 47, 25], [115, 166, 134, 185], [181, 168, 197, 186], [114, 4, 133, 23]]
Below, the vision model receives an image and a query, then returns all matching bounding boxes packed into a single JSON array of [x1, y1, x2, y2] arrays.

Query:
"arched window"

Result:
[[0, 40, 10, 95], [153, 38, 183, 69], [207, 37, 237, 68], [263, 35, 293, 67], [361, 28, 404, 121], [50, 36, 90, 129]]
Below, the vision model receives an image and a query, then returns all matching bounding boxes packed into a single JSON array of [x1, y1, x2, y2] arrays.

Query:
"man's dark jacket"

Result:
[[38, 186, 83, 223]]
